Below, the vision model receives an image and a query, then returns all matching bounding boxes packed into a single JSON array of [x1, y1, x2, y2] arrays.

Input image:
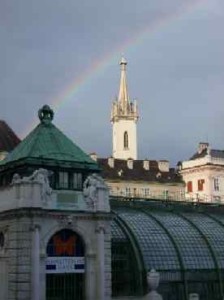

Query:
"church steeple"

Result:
[[111, 57, 138, 122], [111, 58, 139, 160], [118, 57, 129, 112]]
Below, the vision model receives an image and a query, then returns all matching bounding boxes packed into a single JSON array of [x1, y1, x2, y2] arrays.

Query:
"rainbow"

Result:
[[22, 0, 207, 138]]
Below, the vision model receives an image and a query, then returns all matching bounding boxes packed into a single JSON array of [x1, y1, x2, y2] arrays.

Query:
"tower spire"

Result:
[[118, 57, 129, 112], [110, 58, 139, 160]]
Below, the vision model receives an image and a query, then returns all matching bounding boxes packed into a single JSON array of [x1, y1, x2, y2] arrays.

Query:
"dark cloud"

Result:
[[0, 0, 224, 165]]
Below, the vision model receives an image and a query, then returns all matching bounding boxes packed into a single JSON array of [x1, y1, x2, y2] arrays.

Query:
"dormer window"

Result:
[[124, 131, 128, 149], [118, 169, 123, 176], [143, 160, 149, 170], [156, 172, 161, 179], [108, 157, 114, 168], [127, 159, 133, 169]]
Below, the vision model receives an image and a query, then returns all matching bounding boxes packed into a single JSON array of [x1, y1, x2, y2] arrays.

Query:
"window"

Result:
[[164, 190, 169, 199], [58, 172, 69, 189], [144, 188, 150, 198], [187, 181, 193, 193], [125, 187, 131, 197], [46, 229, 85, 299], [214, 178, 219, 191], [73, 173, 82, 190], [112, 240, 139, 297], [180, 190, 185, 200], [124, 131, 128, 149], [49, 171, 56, 188], [198, 179, 205, 191]]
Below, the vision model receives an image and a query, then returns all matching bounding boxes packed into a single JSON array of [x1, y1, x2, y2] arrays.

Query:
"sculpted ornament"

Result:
[[58, 215, 77, 228], [83, 173, 110, 212], [11, 173, 21, 184], [143, 269, 163, 300], [11, 168, 52, 204], [31, 169, 52, 203]]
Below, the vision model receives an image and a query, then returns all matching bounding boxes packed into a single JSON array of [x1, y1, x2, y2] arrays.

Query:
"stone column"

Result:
[[96, 224, 105, 300], [39, 251, 47, 300], [85, 252, 96, 300], [31, 225, 40, 300]]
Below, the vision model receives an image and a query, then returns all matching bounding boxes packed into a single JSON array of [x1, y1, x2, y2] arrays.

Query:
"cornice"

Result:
[[181, 164, 224, 175], [0, 208, 113, 222]]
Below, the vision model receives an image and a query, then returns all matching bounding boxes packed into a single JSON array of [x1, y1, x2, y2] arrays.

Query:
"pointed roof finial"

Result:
[[111, 57, 138, 123], [118, 56, 128, 106], [38, 105, 54, 124], [120, 56, 127, 65]]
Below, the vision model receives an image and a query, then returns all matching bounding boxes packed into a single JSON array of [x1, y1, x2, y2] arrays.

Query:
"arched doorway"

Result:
[[46, 229, 85, 300]]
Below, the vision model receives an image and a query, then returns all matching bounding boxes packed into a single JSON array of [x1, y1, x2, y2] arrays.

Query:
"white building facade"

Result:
[[180, 142, 224, 203]]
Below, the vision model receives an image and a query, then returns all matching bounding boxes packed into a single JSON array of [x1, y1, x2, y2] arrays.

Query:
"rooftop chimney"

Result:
[[143, 160, 150, 170], [127, 158, 133, 169], [90, 152, 97, 161], [197, 142, 209, 154], [108, 157, 114, 168], [158, 160, 169, 172]]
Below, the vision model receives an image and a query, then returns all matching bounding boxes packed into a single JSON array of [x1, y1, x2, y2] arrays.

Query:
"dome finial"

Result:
[[38, 105, 54, 124]]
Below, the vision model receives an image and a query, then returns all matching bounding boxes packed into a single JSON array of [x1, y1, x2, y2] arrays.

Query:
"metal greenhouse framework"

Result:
[[111, 197, 224, 300]]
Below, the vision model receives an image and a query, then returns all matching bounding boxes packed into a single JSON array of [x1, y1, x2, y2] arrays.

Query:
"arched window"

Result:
[[46, 229, 85, 300], [124, 131, 128, 149]]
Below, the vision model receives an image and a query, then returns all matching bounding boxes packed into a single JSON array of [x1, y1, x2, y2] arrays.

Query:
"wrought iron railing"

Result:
[[109, 190, 224, 204]]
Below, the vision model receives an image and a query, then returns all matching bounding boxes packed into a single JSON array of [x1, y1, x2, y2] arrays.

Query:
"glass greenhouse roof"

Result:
[[111, 200, 224, 275], [114, 208, 180, 271], [183, 213, 224, 268]]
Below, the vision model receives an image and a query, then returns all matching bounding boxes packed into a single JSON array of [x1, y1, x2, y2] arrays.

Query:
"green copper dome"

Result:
[[0, 105, 99, 171]]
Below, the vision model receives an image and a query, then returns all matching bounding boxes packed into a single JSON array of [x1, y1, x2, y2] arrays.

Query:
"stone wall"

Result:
[[0, 216, 33, 300], [0, 208, 112, 300]]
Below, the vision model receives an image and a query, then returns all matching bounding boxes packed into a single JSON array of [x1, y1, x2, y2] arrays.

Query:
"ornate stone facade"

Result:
[[0, 170, 111, 300]]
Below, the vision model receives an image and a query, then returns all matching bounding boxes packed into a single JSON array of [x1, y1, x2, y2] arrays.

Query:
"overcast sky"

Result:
[[0, 0, 224, 165]]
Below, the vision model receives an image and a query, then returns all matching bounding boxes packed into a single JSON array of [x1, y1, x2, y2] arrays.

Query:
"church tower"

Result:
[[111, 57, 138, 160]]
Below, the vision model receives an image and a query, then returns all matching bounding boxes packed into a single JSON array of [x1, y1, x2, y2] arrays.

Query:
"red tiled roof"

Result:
[[0, 120, 20, 152]]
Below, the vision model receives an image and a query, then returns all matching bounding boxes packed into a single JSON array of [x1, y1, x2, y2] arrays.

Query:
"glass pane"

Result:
[[73, 173, 82, 190], [59, 172, 68, 189]]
